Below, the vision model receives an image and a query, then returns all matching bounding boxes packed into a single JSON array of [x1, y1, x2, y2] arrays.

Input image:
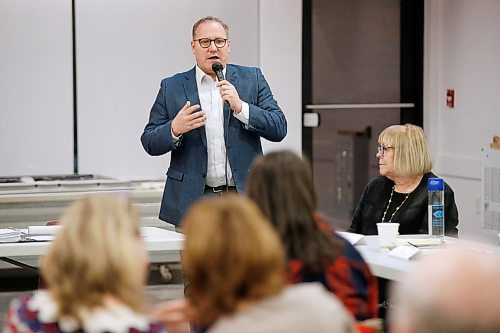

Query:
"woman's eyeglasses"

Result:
[[377, 145, 394, 155]]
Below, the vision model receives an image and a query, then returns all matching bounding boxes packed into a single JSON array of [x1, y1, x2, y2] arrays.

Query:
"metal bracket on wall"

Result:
[[305, 103, 415, 110], [303, 113, 320, 127]]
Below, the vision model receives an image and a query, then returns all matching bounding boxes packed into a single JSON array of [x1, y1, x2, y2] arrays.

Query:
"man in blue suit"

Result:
[[141, 16, 287, 226]]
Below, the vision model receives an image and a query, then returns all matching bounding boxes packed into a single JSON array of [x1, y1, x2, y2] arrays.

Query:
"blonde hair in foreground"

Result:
[[182, 195, 286, 326], [378, 123, 433, 177], [41, 194, 147, 322]]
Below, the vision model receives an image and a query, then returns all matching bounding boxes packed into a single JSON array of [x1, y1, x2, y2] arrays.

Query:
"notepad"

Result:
[[28, 225, 62, 236], [21, 226, 61, 241]]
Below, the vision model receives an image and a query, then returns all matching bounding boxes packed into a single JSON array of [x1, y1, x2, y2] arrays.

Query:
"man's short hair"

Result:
[[192, 16, 229, 39]]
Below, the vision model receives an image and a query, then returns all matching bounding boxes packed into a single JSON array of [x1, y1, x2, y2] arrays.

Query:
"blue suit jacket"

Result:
[[141, 64, 287, 225]]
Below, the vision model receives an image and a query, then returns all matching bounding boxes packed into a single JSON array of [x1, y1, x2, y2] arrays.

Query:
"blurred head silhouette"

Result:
[[42, 194, 148, 323], [390, 249, 500, 333], [181, 195, 285, 326]]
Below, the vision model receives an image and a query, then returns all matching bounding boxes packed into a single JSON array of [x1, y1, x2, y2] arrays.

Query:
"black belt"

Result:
[[205, 185, 236, 193]]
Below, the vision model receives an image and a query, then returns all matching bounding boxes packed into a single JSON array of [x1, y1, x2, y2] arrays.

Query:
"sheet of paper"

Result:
[[28, 235, 55, 242], [388, 245, 420, 260], [395, 238, 443, 247], [336, 231, 365, 245]]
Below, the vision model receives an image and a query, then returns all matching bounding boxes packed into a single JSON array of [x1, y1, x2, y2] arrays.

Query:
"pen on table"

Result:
[[407, 241, 419, 248]]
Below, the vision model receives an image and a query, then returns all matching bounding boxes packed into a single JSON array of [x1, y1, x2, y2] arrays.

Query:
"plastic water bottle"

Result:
[[428, 178, 444, 237]]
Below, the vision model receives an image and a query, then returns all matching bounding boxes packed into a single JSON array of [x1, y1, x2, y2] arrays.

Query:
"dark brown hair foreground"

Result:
[[246, 150, 341, 273], [181, 195, 286, 326]]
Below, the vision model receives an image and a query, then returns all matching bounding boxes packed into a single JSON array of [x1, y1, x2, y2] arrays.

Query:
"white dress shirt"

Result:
[[195, 65, 249, 187], [197, 65, 231, 187], [171, 65, 250, 187]]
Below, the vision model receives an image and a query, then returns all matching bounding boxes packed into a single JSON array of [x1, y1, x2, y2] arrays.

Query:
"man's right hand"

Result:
[[171, 101, 206, 137]]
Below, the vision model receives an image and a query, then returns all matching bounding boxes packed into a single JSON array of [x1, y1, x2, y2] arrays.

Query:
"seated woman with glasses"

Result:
[[156, 195, 355, 333], [348, 124, 459, 236], [5, 195, 164, 333]]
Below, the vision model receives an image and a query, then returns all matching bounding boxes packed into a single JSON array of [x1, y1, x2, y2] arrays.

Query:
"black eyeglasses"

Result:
[[194, 38, 228, 49], [377, 145, 394, 155]]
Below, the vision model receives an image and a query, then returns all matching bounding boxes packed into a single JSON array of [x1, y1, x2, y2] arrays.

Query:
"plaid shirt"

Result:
[[287, 225, 378, 321]]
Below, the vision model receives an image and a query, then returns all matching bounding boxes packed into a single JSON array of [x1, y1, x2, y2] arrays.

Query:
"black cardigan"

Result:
[[348, 172, 459, 236]]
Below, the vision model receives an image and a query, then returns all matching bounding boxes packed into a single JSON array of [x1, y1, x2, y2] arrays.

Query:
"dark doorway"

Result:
[[303, 0, 424, 230]]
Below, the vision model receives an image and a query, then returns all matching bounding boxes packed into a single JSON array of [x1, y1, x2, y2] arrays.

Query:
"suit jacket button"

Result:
[[202, 173, 206, 178]]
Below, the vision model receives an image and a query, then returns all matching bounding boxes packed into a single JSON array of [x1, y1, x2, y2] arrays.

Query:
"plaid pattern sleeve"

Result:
[[5, 295, 35, 333], [327, 234, 379, 320], [287, 233, 378, 321], [5, 294, 166, 333]]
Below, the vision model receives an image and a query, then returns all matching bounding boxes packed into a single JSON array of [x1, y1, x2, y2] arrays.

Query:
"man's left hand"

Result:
[[216, 80, 242, 114]]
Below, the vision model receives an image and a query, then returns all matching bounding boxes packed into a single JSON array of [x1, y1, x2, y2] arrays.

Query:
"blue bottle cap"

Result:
[[428, 177, 444, 191]]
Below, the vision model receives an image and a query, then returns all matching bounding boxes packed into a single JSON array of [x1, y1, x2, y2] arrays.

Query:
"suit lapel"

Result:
[[183, 67, 207, 148]]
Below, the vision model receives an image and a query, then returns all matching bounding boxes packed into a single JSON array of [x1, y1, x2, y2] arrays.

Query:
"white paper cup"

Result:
[[377, 222, 400, 247]]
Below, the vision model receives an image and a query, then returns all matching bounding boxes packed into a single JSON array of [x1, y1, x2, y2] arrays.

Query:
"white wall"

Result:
[[259, 0, 302, 156], [424, 0, 500, 243], [76, 0, 260, 180], [0, 0, 74, 176], [0, 0, 302, 179]]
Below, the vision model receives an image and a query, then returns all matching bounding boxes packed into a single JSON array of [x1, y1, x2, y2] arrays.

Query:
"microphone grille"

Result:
[[212, 62, 224, 72]]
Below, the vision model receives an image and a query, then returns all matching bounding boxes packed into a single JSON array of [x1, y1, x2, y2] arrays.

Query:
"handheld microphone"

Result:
[[212, 61, 229, 107], [212, 62, 225, 81]]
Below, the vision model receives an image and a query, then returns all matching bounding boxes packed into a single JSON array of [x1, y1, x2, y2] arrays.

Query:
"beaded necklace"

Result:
[[380, 186, 410, 223]]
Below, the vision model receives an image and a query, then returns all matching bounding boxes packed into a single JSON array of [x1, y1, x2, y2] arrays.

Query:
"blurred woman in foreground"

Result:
[[157, 195, 354, 333], [5, 194, 164, 333], [247, 150, 379, 321]]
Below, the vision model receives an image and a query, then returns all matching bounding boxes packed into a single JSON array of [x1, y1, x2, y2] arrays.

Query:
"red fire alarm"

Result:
[[446, 89, 454, 108]]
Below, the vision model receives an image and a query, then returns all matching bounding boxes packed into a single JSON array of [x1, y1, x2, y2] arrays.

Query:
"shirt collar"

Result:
[[195, 64, 226, 86]]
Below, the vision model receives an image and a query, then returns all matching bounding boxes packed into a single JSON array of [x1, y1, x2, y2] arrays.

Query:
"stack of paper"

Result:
[[28, 225, 62, 236], [0, 228, 22, 243]]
